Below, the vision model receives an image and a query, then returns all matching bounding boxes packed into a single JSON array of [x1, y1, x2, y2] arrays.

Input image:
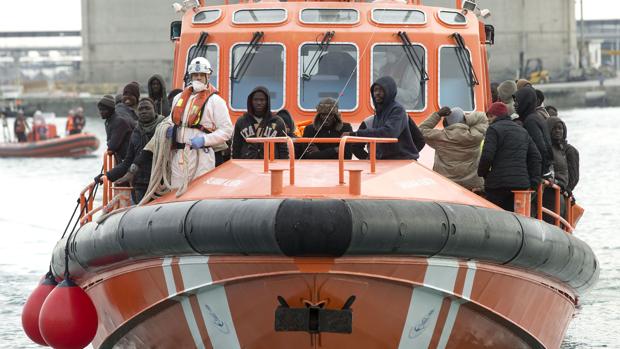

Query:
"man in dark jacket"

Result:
[[347, 76, 419, 160], [105, 98, 164, 203], [298, 97, 354, 159], [147, 74, 170, 117], [478, 106, 542, 212], [97, 94, 135, 164], [116, 82, 140, 121], [232, 86, 288, 159], [13, 111, 28, 142], [514, 86, 553, 178]]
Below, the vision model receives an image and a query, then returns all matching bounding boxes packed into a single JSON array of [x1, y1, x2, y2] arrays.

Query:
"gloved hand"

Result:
[[94, 173, 104, 184], [166, 126, 174, 139], [438, 107, 452, 117], [190, 135, 206, 149]]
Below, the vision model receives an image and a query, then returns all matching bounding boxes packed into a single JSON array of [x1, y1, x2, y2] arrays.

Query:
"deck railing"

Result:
[[247, 136, 397, 195], [513, 180, 580, 233], [76, 139, 582, 233], [78, 152, 131, 225]]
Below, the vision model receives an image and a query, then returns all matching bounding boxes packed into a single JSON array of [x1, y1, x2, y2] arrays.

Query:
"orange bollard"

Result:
[[512, 190, 533, 216], [270, 169, 284, 195]]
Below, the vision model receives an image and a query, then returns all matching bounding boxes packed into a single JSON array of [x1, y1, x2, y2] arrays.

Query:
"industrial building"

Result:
[[80, 0, 578, 86]]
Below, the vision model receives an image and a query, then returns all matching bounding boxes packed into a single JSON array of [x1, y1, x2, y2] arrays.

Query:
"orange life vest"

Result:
[[172, 85, 218, 128], [66, 115, 74, 132]]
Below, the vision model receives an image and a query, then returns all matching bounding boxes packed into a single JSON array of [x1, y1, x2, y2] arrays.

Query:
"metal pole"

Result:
[[579, 0, 585, 69]]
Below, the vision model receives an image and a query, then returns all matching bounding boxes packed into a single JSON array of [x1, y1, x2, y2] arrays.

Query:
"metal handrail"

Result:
[[247, 136, 398, 186], [514, 180, 575, 233], [78, 182, 96, 222]]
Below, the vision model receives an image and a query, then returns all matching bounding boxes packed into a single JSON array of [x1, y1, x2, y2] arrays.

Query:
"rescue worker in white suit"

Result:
[[166, 57, 233, 188]]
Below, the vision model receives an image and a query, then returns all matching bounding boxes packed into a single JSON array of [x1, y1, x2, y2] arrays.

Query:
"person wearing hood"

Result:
[[419, 106, 488, 190], [96, 94, 135, 165], [478, 102, 542, 211], [298, 98, 354, 159], [514, 86, 554, 178], [543, 116, 580, 218], [497, 80, 518, 120], [116, 81, 140, 121], [346, 76, 419, 160], [166, 57, 233, 188], [232, 86, 288, 159], [101, 98, 165, 203], [147, 74, 170, 117], [535, 89, 551, 119], [276, 109, 298, 138]]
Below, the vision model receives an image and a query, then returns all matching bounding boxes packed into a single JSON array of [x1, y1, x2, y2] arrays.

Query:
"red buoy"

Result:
[[39, 279, 98, 349], [21, 273, 57, 346]]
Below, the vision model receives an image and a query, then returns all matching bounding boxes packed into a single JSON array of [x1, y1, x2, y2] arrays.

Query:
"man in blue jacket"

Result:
[[345, 76, 419, 160]]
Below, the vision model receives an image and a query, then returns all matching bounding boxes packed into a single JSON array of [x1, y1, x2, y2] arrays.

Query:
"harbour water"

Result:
[[0, 109, 618, 348]]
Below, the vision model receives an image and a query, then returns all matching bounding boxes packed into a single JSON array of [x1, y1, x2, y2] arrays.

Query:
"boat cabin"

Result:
[[170, 0, 494, 124]]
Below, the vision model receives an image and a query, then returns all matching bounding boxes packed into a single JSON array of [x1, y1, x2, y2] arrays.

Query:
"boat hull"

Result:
[[0, 133, 99, 157], [83, 256, 572, 349], [51, 198, 597, 348]]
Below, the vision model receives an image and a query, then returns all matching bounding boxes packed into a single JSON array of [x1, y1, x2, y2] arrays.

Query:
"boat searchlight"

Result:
[[172, 0, 199, 14], [461, 0, 491, 20]]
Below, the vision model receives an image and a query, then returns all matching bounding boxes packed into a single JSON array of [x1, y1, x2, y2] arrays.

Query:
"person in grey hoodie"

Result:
[[147, 74, 170, 117]]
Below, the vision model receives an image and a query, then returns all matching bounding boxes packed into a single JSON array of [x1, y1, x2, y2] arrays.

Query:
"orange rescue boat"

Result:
[[38, 1, 597, 348]]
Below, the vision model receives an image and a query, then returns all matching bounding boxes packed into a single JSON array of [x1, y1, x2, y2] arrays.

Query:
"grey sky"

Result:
[[0, 0, 618, 32]]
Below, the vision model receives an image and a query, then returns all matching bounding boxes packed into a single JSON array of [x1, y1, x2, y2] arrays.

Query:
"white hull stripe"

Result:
[[462, 261, 477, 300], [163, 256, 242, 349], [437, 261, 478, 349], [398, 258, 459, 349], [163, 257, 205, 348], [162, 257, 177, 296]]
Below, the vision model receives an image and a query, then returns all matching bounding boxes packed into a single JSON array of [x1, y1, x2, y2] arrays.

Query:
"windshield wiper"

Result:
[[230, 31, 264, 82], [184, 31, 209, 86], [451, 33, 479, 86], [302, 31, 335, 81], [397, 31, 429, 84]]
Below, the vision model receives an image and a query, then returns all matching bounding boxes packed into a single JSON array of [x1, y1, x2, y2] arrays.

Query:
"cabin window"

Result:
[[299, 43, 358, 111], [371, 9, 425, 24], [186, 45, 219, 88], [372, 44, 426, 111], [438, 11, 467, 25], [439, 46, 475, 111], [300, 9, 359, 24], [233, 9, 287, 24], [193, 10, 221, 24], [230, 43, 285, 110], [423, 0, 458, 8]]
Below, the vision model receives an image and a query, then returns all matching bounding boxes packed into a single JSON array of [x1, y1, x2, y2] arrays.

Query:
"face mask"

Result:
[[192, 80, 206, 92]]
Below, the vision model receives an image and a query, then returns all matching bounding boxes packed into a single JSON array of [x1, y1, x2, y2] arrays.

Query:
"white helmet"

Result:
[[188, 57, 212, 75]]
